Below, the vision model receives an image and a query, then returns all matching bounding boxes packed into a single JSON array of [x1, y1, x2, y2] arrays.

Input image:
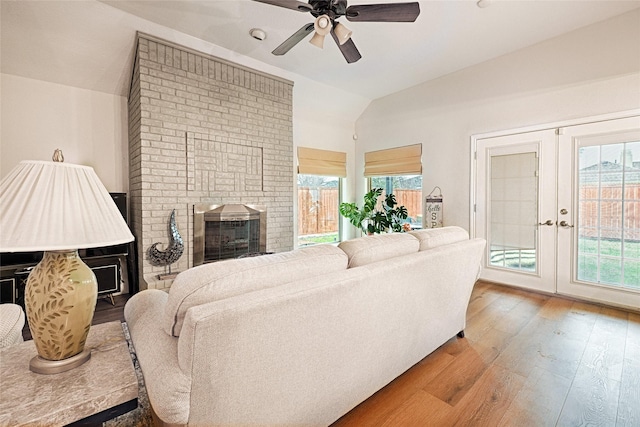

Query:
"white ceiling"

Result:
[[2, 0, 640, 101]]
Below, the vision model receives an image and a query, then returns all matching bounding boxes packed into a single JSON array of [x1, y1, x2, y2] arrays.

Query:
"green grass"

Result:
[[577, 238, 640, 288], [298, 233, 339, 247], [490, 238, 640, 289]]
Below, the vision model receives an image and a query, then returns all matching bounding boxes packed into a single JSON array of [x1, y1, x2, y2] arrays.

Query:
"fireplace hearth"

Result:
[[193, 204, 266, 266]]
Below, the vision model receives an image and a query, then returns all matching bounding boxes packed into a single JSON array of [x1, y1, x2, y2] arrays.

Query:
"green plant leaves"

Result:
[[339, 187, 409, 234]]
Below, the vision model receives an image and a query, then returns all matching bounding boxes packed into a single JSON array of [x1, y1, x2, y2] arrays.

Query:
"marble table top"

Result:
[[0, 321, 138, 426]]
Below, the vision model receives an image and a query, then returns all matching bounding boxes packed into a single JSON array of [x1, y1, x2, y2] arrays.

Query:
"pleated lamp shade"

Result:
[[0, 160, 134, 252]]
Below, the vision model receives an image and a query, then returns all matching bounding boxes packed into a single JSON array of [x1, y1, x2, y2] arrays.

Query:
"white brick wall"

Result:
[[129, 34, 294, 290]]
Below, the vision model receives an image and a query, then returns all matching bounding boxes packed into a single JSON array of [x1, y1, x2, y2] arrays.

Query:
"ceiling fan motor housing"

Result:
[[309, 0, 348, 18]]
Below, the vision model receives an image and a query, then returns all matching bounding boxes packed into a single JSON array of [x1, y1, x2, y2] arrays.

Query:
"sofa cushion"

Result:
[[409, 226, 469, 250], [165, 244, 348, 336], [338, 233, 419, 268]]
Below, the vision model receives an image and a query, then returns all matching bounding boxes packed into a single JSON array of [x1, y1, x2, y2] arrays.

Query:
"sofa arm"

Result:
[[124, 290, 192, 426], [124, 289, 167, 330]]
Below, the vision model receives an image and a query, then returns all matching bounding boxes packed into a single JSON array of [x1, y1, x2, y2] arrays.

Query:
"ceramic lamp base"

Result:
[[29, 349, 92, 374], [25, 250, 97, 374]]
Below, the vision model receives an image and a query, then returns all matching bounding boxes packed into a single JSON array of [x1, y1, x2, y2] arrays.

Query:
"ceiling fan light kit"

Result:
[[309, 31, 326, 48], [310, 14, 331, 48], [254, 0, 420, 63], [315, 14, 331, 32], [333, 22, 352, 45]]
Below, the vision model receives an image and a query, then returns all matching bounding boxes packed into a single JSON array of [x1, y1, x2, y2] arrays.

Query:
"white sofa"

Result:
[[125, 226, 485, 426]]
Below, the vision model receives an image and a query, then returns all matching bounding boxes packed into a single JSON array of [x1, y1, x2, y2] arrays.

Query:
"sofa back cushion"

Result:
[[409, 226, 469, 250], [338, 233, 419, 268], [165, 244, 348, 336]]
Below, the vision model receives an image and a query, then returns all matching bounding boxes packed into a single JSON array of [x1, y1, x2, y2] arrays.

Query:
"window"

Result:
[[297, 147, 346, 247], [365, 144, 423, 229], [298, 175, 341, 246], [370, 175, 423, 229]]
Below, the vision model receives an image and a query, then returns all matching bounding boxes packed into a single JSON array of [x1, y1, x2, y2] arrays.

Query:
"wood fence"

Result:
[[298, 188, 340, 235], [580, 184, 640, 240], [394, 190, 422, 223]]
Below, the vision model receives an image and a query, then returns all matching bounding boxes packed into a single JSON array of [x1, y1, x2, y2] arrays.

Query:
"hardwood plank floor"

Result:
[[19, 282, 639, 426], [333, 280, 640, 427]]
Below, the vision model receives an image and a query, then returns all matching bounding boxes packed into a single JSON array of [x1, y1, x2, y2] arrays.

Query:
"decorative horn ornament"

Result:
[[148, 209, 184, 279]]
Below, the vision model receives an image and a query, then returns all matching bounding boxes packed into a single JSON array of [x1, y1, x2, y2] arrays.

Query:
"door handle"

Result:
[[558, 220, 574, 228], [538, 220, 554, 226]]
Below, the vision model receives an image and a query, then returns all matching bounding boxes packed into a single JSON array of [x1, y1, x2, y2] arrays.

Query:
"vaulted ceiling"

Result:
[[2, 1, 639, 101]]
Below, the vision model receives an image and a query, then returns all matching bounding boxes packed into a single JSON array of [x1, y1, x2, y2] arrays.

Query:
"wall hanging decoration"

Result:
[[148, 209, 184, 280], [425, 187, 443, 228]]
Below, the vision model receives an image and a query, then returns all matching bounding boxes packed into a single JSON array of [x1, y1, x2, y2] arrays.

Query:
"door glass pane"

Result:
[[577, 141, 640, 289], [489, 152, 538, 272]]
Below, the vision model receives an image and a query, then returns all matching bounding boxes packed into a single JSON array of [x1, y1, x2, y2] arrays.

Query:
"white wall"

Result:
[[355, 9, 640, 232], [1, 74, 129, 192]]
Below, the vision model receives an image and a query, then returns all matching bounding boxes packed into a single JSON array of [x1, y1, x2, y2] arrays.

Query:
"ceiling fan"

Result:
[[253, 0, 420, 63]]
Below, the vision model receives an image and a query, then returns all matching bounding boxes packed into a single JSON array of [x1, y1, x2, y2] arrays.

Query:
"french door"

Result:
[[474, 115, 640, 308], [475, 130, 557, 294]]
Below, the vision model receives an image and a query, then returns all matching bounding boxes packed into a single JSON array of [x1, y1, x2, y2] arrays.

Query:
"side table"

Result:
[[0, 321, 138, 426]]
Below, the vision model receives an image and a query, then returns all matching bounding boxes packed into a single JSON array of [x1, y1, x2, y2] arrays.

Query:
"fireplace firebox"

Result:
[[193, 204, 266, 266]]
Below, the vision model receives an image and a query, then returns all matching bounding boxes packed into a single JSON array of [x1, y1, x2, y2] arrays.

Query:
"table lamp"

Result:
[[0, 150, 134, 374]]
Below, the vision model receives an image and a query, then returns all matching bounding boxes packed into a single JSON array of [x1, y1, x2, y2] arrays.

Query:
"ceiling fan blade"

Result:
[[252, 0, 313, 12], [272, 23, 315, 56], [346, 2, 420, 22], [330, 27, 361, 63]]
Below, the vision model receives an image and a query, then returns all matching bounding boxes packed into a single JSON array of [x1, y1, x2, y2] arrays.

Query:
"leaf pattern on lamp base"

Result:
[[25, 251, 97, 361]]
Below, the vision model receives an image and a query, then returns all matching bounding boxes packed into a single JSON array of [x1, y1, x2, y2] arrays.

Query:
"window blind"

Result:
[[364, 144, 422, 177], [297, 147, 347, 177]]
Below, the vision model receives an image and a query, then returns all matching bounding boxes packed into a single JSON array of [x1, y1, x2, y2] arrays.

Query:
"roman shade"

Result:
[[364, 144, 422, 177], [297, 147, 347, 177]]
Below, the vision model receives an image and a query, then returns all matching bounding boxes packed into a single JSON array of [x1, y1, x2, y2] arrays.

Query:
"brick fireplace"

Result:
[[128, 33, 294, 290]]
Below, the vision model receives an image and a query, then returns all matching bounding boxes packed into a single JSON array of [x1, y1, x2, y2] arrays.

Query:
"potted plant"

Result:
[[339, 187, 409, 234]]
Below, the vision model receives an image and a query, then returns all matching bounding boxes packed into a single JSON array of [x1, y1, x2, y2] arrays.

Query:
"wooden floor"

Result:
[[333, 280, 640, 427], [21, 282, 640, 426]]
